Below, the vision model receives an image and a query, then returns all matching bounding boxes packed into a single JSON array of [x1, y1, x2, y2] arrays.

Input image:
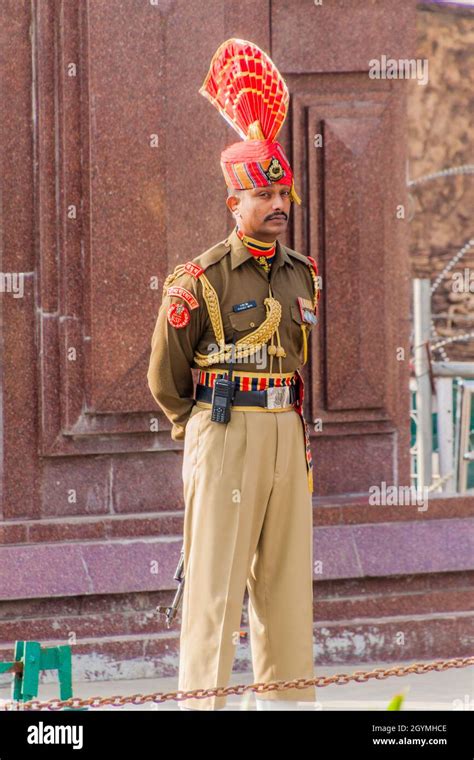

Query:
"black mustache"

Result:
[[265, 213, 287, 220]]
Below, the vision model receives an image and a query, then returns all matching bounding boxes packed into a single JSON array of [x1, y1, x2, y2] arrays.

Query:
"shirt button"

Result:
[[249, 321, 255, 327]]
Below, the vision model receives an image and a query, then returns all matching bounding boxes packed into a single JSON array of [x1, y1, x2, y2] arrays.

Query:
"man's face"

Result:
[[227, 183, 292, 241]]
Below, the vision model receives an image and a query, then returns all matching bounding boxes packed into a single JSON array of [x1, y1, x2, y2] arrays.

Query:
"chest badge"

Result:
[[167, 302, 190, 328], [297, 297, 318, 325]]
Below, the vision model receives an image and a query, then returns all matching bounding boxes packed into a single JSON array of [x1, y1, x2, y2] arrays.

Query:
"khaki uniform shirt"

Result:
[[147, 226, 319, 441]]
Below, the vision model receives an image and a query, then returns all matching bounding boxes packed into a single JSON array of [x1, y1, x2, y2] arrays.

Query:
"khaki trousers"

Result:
[[178, 402, 315, 710]]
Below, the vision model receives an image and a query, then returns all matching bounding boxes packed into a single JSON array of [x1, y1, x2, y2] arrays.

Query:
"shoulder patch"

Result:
[[162, 264, 199, 300], [167, 285, 199, 309], [167, 302, 190, 328], [184, 261, 205, 279]]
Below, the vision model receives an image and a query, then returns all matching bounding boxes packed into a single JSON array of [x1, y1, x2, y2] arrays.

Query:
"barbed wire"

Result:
[[430, 237, 474, 296], [408, 164, 474, 187]]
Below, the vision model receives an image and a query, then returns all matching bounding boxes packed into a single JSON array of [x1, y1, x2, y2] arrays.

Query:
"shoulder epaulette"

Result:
[[307, 255, 318, 276], [306, 255, 320, 309], [162, 261, 206, 299], [183, 261, 206, 279]]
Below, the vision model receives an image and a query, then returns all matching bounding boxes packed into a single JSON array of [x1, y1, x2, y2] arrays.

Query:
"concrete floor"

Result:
[[1, 661, 472, 711]]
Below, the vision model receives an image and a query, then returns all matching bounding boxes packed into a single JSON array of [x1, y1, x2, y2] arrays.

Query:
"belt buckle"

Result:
[[266, 385, 290, 409]]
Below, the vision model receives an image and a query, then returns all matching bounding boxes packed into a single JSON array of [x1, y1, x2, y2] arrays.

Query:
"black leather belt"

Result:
[[195, 383, 297, 408]]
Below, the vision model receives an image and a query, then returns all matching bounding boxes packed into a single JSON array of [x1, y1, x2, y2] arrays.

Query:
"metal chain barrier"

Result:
[[2, 655, 473, 711]]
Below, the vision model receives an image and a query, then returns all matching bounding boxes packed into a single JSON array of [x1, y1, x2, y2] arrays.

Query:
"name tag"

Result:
[[233, 300, 257, 312]]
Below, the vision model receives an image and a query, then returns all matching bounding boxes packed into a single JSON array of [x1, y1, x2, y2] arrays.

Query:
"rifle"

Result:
[[156, 548, 185, 628]]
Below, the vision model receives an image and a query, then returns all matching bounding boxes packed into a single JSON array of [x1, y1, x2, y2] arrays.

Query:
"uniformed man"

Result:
[[147, 39, 320, 711]]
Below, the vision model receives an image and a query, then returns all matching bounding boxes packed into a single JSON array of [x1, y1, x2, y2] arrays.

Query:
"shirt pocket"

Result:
[[291, 303, 316, 330], [226, 305, 267, 338], [290, 302, 315, 357]]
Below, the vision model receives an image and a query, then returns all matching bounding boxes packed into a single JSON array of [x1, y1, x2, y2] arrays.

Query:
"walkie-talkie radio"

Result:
[[211, 334, 236, 424]]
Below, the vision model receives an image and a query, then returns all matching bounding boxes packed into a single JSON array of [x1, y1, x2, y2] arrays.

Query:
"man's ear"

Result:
[[226, 193, 240, 217]]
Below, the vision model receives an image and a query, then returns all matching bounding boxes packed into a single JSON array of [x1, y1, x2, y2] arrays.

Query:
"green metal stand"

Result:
[[0, 640, 86, 709]]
